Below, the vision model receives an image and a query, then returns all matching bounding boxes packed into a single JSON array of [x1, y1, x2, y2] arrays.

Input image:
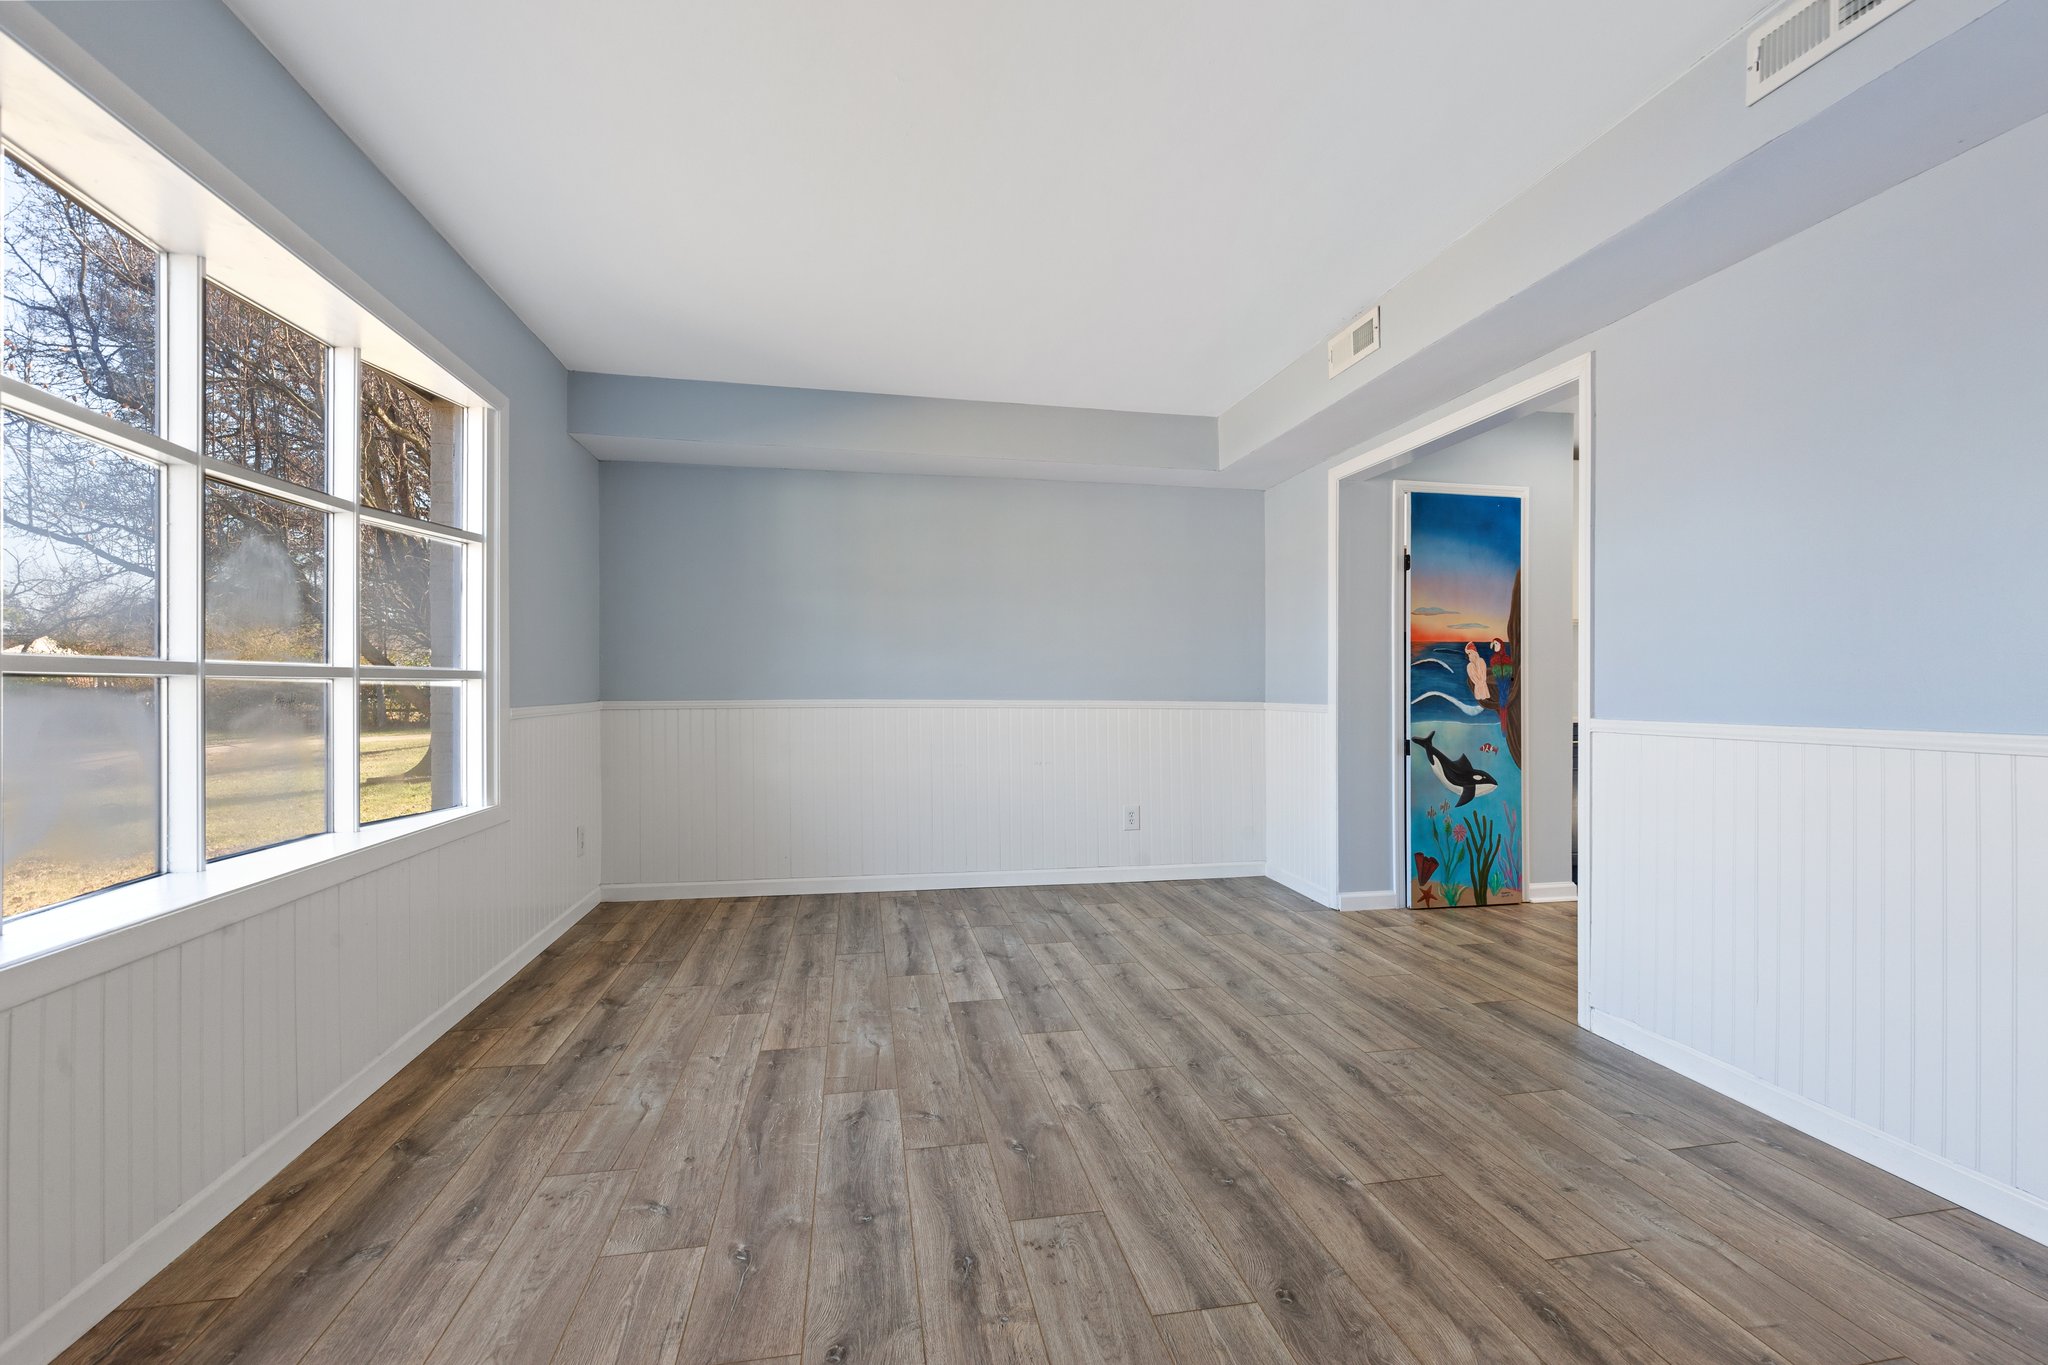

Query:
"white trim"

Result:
[[199, 457, 354, 516], [1262, 866, 1337, 909], [483, 405, 510, 815], [328, 346, 363, 844], [358, 506, 486, 546], [1340, 882, 1573, 910], [0, 885, 601, 1365], [162, 252, 205, 880], [0, 801, 509, 1009], [1584, 715, 2048, 756], [1585, 1007, 2048, 1247], [0, 373, 200, 469], [1324, 353, 1595, 1020], [612, 865, 1533, 913], [198, 661, 354, 680], [1389, 479, 1532, 909], [0, 655, 195, 677], [605, 862, 1265, 902], [358, 665, 485, 683], [1323, 357, 1593, 488], [508, 700, 604, 720]]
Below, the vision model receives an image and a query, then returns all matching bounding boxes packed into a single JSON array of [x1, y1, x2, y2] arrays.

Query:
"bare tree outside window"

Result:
[[359, 524, 460, 668], [2, 414, 160, 657], [2, 153, 157, 430], [203, 281, 326, 488], [2, 154, 163, 663], [361, 364, 461, 525]]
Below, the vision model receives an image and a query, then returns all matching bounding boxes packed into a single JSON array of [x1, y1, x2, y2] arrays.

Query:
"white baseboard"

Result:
[[1261, 866, 1337, 909], [1, 886, 602, 1365], [1585, 1008, 2048, 1247], [603, 862, 1265, 902], [1336, 883, 1574, 911]]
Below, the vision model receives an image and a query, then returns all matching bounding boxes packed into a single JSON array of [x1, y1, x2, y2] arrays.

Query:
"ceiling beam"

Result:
[[1217, 0, 2043, 486], [568, 370, 1225, 486]]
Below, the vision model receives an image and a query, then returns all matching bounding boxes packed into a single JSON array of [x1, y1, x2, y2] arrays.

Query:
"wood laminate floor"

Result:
[[64, 879, 2048, 1364]]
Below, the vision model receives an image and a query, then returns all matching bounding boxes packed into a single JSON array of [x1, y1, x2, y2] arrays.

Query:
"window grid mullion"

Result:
[[0, 124, 9, 934], [196, 455, 353, 517], [478, 408, 498, 809], [1, 128, 496, 925], [161, 253, 206, 876], [0, 375, 204, 472], [331, 346, 362, 839], [357, 506, 483, 546]]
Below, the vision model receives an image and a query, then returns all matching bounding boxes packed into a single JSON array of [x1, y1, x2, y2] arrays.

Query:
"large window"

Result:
[[1, 147, 492, 923]]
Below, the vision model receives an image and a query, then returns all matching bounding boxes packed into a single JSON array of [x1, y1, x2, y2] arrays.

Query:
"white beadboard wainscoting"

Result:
[[1582, 717, 2048, 1243], [602, 700, 1268, 897], [0, 704, 602, 1365], [1263, 704, 1336, 906]]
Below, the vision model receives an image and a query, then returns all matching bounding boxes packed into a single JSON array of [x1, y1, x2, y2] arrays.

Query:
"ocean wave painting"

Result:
[[1410, 686, 1484, 720]]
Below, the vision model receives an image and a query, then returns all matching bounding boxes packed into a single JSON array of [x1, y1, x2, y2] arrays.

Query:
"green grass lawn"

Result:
[[4, 729, 443, 917], [358, 728, 440, 824]]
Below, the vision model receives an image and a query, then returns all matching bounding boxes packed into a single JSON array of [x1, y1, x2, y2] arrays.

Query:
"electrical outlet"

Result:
[[576, 824, 586, 857], [1123, 805, 1141, 832]]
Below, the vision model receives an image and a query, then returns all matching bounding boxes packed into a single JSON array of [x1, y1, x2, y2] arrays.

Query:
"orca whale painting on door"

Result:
[[1404, 488, 1524, 907]]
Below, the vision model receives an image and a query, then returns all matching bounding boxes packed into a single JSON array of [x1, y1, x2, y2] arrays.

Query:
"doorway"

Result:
[[1323, 356, 1592, 1012]]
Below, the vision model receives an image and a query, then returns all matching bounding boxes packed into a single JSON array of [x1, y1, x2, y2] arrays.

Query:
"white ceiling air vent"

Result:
[[1327, 305, 1381, 379], [1746, 0, 1917, 104]]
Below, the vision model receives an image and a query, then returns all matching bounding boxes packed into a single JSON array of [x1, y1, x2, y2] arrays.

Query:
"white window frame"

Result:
[[0, 40, 508, 983]]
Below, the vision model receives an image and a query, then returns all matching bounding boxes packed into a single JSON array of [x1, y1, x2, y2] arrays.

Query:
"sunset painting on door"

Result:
[[1407, 490, 1523, 907]]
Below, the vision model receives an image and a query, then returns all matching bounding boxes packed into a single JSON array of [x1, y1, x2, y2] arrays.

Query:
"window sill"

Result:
[[0, 802, 510, 1009]]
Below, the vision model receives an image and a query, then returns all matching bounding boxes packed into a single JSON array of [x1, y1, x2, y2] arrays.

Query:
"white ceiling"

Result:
[[228, 0, 1765, 417]]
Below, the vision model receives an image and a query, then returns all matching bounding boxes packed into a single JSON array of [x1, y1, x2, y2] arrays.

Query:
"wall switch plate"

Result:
[[576, 825, 586, 857], [1123, 805, 1141, 832]]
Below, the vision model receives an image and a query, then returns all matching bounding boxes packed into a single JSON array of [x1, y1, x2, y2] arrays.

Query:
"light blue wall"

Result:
[[1262, 469, 1328, 706], [10, 1, 602, 706], [1336, 415, 1576, 894], [601, 463, 1263, 702], [1588, 108, 2047, 732], [1270, 109, 2048, 737]]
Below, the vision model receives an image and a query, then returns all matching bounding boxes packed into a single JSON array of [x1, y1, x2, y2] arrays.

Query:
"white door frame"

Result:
[[1324, 353, 1593, 1023], [1392, 480, 1532, 909]]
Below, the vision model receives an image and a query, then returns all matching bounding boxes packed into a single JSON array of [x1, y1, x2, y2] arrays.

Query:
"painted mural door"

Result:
[[1405, 489, 1524, 908]]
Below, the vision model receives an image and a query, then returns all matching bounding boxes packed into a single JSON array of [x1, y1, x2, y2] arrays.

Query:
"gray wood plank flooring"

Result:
[[68, 880, 2048, 1364]]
